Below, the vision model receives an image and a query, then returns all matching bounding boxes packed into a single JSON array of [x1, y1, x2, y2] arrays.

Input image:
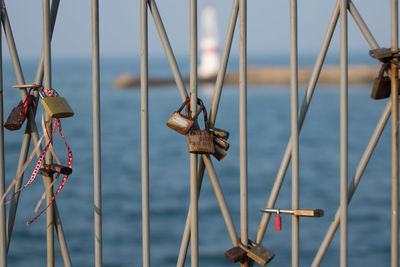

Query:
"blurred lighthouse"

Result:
[[198, 5, 220, 79]]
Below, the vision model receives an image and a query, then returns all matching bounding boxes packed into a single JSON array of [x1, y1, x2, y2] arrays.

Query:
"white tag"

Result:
[[172, 116, 189, 127]]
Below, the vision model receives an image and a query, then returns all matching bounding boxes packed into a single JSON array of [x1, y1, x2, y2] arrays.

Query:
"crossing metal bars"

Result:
[[0, 0, 397, 267]]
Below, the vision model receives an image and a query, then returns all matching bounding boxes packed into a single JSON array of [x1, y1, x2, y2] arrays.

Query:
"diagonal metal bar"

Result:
[[256, 0, 341, 244], [348, 1, 379, 50], [176, 160, 205, 267], [148, 0, 188, 101], [209, 0, 239, 127], [311, 101, 392, 267], [1, 1, 71, 264]]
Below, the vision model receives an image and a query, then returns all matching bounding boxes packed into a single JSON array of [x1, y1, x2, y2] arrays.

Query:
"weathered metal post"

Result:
[[290, 0, 299, 266], [239, 0, 248, 266], [340, 0, 349, 266], [91, 0, 102, 266], [390, 1, 399, 266], [189, 0, 199, 266], [140, 0, 150, 266]]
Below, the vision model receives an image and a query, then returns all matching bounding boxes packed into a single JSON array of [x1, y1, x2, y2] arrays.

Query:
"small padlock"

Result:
[[38, 164, 73, 176], [40, 90, 74, 118], [371, 63, 391, 100], [212, 145, 227, 161], [186, 99, 215, 154], [275, 210, 281, 231], [234, 240, 274, 266], [224, 246, 247, 263], [4, 97, 34, 131], [213, 136, 230, 151], [167, 97, 202, 135], [211, 127, 229, 140]]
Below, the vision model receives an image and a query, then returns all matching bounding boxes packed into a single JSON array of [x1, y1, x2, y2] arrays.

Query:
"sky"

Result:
[[0, 0, 393, 61]]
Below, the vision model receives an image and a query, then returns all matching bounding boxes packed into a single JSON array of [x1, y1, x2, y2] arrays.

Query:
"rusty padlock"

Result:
[[371, 63, 391, 100], [224, 246, 247, 263], [212, 145, 227, 161], [167, 97, 202, 135], [186, 100, 215, 154], [4, 97, 34, 131], [225, 240, 275, 266], [211, 127, 230, 140], [38, 164, 73, 176], [213, 136, 230, 151]]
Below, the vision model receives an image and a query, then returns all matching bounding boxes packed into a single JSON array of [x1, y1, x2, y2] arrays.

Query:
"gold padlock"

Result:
[[167, 97, 202, 135], [186, 99, 215, 154], [40, 90, 74, 118]]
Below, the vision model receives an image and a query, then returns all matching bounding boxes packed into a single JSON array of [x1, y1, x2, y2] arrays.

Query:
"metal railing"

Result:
[[0, 0, 397, 266]]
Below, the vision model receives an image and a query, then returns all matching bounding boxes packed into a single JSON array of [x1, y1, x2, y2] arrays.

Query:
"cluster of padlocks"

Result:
[[370, 48, 400, 99], [167, 97, 230, 159], [2, 83, 74, 224]]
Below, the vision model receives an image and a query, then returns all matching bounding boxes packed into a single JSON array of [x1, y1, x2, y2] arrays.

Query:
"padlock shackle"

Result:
[[378, 62, 390, 77], [176, 97, 204, 121]]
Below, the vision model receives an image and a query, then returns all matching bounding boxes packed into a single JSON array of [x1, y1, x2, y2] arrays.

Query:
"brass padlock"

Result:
[[371, 63, 391, 100], [167, 97, 202, 135], [4, 98, 33, 131], [40, 90, 74, 118], [246, 240, 275, 266], [186, 99, 215, 154]]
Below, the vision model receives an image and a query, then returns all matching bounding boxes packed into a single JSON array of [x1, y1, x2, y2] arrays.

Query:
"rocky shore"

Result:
[[112, 64, 379, 89]]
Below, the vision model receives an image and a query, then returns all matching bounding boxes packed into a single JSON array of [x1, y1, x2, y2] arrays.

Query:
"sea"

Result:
[[0, 53, 395, 266]]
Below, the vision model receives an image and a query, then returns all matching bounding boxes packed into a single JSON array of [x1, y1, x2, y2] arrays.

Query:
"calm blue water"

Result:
[[1, 57, 394, 266]]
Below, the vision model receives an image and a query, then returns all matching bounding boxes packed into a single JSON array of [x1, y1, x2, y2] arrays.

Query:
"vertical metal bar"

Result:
[[239, 1, 248, 266], [42, 0, 55, 266], [340, 0, 348, 266], [189, 0, 198, 266], [176, 3, 240, 264], [0, 10, 6, 266], [391, 1, 399, 266], [311, 101, 392, 267], [35, 0, 61, 84], [141, 0, 150, 266], [290, 0, 299, 266], [148, 0, 188, 101], [256, 0, 340, 243], [91, 0, 102, 266], [176, 161, 205, 267]]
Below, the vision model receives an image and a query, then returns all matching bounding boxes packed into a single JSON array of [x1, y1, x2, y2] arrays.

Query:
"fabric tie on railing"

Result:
[[27, 118, 73, 225]]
